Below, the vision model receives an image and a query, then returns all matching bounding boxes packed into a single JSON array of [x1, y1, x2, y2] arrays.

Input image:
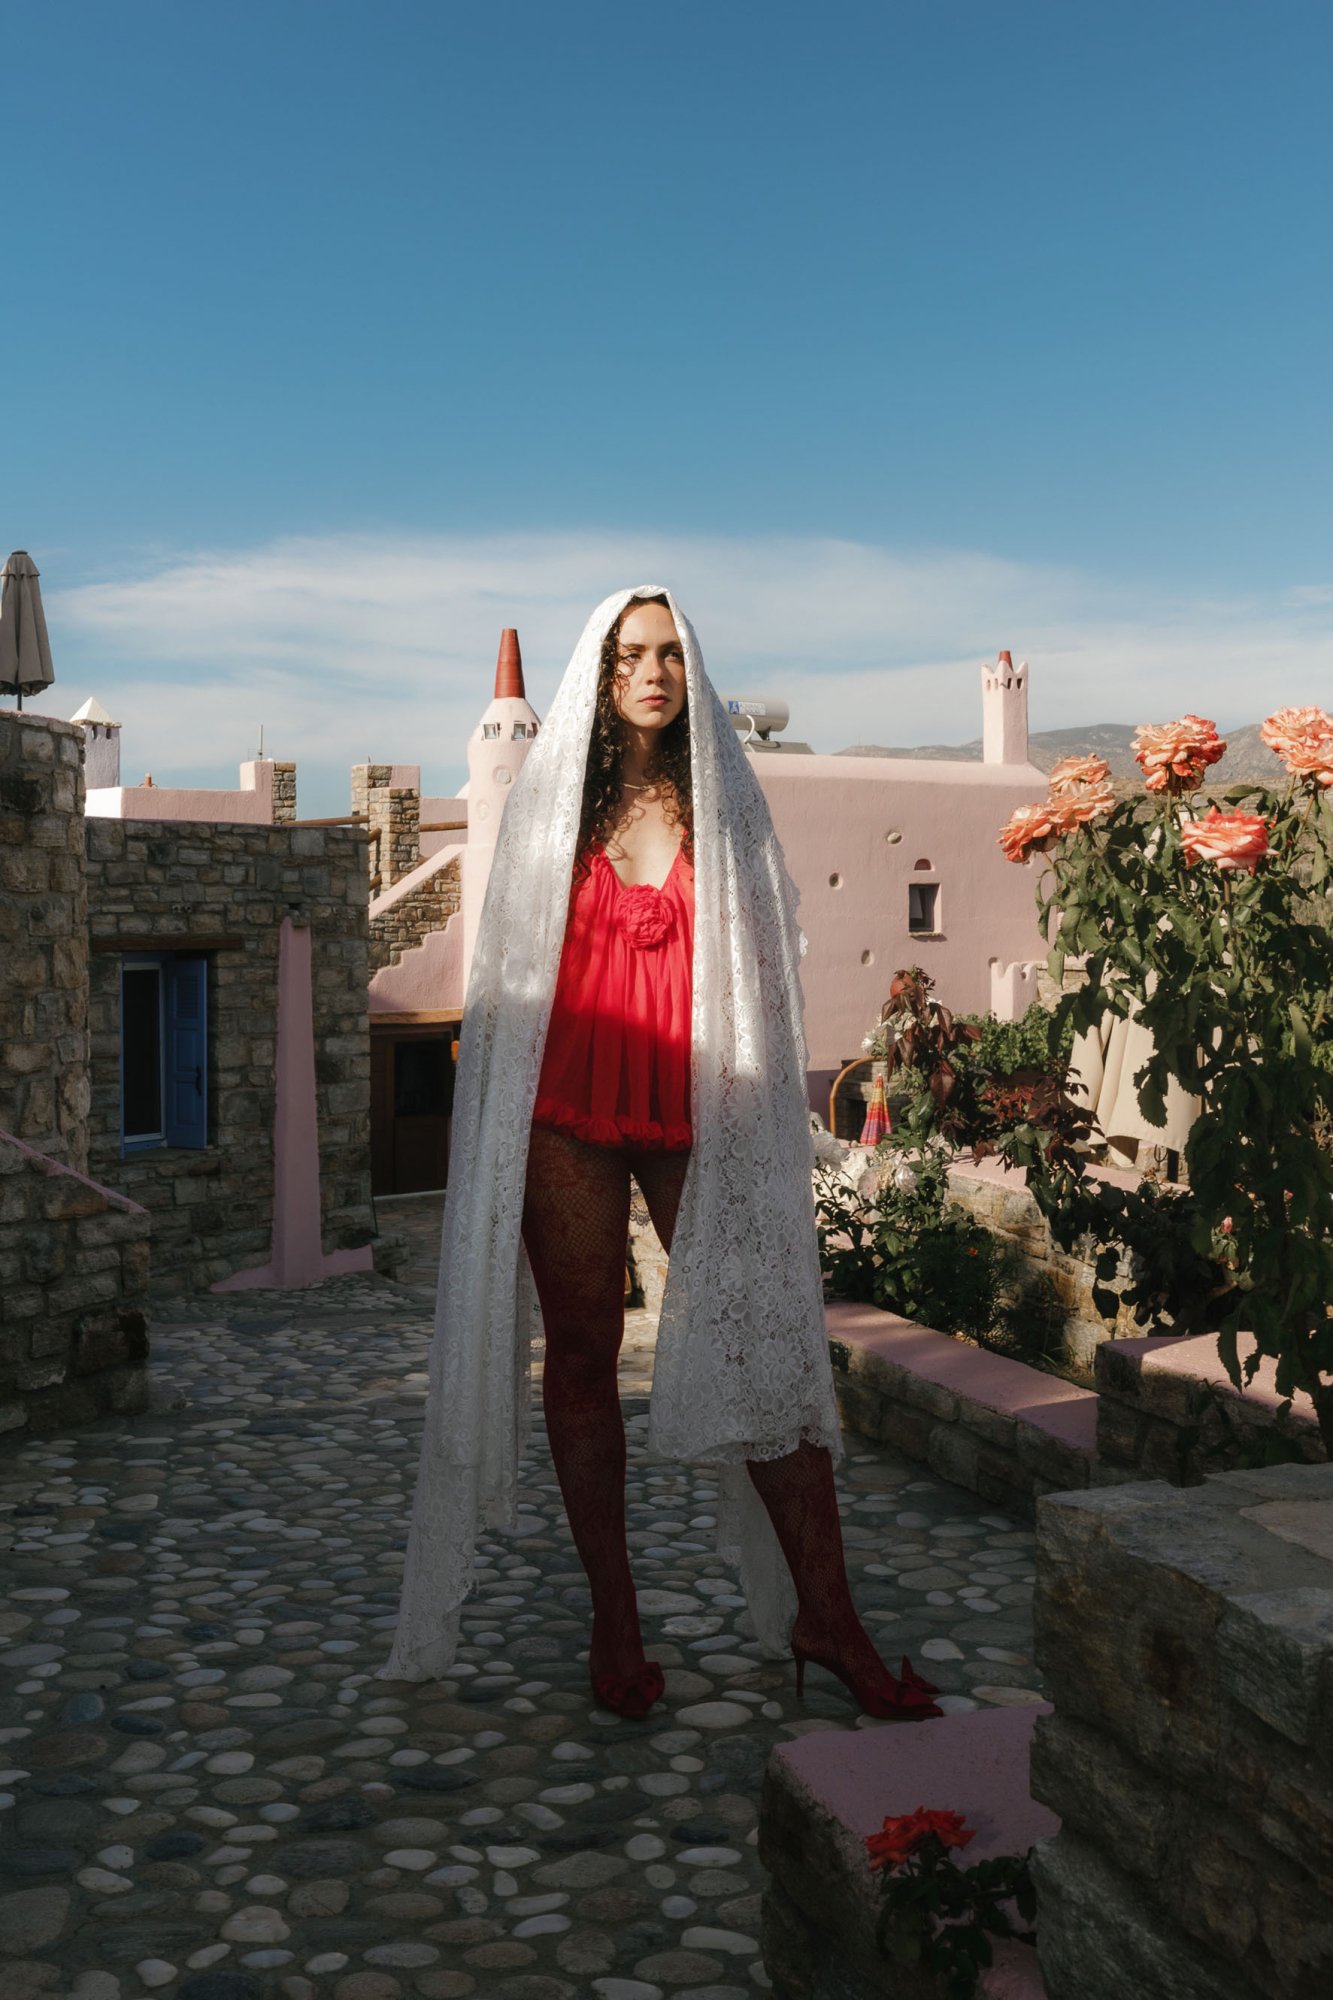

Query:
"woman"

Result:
[[385, 587, 940, 1725]]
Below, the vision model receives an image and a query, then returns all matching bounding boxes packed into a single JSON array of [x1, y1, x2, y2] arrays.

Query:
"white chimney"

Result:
[[981, 652, 1029, 766]]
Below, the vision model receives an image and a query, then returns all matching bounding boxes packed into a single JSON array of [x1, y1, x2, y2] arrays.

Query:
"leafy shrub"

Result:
[[815, 1144, 1066, 1369]]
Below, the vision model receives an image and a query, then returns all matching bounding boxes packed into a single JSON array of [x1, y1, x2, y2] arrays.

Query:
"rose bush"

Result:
[[1001, 709, 1333, 1448], [867, 1807, 1036, 2000]]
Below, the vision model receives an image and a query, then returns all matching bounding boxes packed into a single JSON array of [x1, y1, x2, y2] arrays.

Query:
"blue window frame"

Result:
[[121, 954, 209, 1153]]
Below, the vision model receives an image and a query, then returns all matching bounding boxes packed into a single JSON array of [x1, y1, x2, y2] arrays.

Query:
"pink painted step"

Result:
[[774, 1704, 1057, 1999], [827, 1299, 1099, 1458], [1106, 1331, 1319, 1426]]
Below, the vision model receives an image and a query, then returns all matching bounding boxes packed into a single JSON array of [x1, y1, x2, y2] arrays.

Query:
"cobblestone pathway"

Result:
[[1, 1195, 1040, 2000]]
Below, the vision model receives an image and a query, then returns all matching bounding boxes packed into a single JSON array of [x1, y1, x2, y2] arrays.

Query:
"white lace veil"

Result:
[[383, 587, 841, 1681]]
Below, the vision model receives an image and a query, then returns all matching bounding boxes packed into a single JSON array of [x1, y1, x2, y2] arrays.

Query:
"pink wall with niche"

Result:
[[751, 753, 1048, 1076]]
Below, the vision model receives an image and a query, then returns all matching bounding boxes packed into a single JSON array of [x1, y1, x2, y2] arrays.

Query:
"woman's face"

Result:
[[612, 600, 687, 736]]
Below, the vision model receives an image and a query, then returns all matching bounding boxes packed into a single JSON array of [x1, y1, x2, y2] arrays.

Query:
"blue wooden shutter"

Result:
[[164, 956, 208, 1149]]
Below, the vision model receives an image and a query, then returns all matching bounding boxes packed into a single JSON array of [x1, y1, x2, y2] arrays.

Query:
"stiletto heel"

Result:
[[790, 1641, 943, 1722]]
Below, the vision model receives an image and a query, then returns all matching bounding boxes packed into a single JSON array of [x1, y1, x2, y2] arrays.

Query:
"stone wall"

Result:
[[352, 763, 420, 889], [1095, 1333, 1325, 1484], [85, 820, 373, 1294], [627, 1193, 669, 1311], [947, 1158, 1138, 1370], [369, 854, 462, 973], [0, 712, 90, 1171], [826, 1300, 1105, 1520], [1030, 1467, 1333, 2000], [271, 761, 297, 823], [0, 1129, 151, 1432]]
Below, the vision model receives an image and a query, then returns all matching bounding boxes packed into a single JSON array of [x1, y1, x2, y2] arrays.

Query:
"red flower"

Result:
[[1180, 806, 1270, 875], [866, 1807, 977, 1871], [618, 885, 673, 948]]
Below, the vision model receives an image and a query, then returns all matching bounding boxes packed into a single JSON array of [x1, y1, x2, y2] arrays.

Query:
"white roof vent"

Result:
[[69, 695, 119, 726]]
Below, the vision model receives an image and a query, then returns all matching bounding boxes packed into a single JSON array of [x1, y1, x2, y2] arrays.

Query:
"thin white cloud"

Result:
[[46, 530, 1333, 815]]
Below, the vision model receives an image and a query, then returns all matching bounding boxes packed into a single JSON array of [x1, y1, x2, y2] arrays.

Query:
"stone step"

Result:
[[759, 1702, 1058, 1998], [827, 1300, 1109, 1518], [1095, 1331, 1326, 1483]]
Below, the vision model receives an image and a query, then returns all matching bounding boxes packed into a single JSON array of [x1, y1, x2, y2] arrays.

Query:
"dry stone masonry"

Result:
[[0, 712, 91, 1171], [352, 763, 421, 890], [1, 712, 151, 1431], [271, 759, 297, 823], [1031, 1466, 1333, 2000], [369, 854, 461, 974], [85, 819, 375, 1294], [0, 1132, 150, 1432]]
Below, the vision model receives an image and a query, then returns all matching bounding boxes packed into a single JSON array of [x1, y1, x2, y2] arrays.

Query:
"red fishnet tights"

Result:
[[523, 1124, 916, 1708]]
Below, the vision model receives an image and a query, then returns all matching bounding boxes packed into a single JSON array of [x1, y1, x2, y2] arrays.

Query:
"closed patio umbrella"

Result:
[[1, 551, 55, 709]]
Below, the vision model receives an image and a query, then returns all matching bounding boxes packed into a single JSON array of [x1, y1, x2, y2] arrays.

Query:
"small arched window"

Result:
[[913, 857, 932, 871]]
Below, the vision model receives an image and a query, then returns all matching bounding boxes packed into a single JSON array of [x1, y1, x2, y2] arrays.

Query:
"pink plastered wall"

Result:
[[214, 916, 374, 1290], [419, 796, 468, 860], [86, 760, 276, 824], [750, 753, 1048, 1076]]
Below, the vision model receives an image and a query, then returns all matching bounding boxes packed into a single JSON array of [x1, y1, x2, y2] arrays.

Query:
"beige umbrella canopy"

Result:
[[1, 551, 56, 709]]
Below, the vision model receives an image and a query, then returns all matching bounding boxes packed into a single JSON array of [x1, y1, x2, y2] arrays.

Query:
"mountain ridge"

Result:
[[837, 721, 1285, 784]]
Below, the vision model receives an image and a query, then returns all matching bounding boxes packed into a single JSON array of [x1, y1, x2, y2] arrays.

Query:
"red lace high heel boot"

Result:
[[747, 1442, 943, 1722]]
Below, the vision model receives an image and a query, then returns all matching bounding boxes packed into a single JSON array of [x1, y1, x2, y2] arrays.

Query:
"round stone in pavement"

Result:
[[0, 1886, 70, 1954], [632, 1950, 726, 1982]]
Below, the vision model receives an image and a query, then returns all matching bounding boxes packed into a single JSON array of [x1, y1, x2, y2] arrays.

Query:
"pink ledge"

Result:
[[826, 1300, 1100, 1456], [1109, 1332, 1319, 1426], [949, 1151, 1144, 1197]]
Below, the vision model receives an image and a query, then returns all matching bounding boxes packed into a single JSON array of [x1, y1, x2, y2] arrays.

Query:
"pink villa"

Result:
[[359, 638, 1047, 1184]]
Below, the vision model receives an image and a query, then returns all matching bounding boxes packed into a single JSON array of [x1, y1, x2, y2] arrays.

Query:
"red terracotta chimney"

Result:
[[495, 628, 525, 700], [997, 649, 1013, 668]]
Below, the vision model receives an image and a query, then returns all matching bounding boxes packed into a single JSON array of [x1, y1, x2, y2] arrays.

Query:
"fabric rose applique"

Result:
[[618, 884, 674, 948]]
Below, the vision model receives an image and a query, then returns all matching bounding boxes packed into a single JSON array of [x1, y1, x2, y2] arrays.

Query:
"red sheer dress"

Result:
[[533, 842, 694, 1150]]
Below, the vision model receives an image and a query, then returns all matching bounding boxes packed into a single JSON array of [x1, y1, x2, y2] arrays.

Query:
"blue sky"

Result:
[[6, 1, 1331, 810]]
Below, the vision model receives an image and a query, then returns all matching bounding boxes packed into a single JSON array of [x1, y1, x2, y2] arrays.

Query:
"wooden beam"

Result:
[[369, 1011, 462, 1029]]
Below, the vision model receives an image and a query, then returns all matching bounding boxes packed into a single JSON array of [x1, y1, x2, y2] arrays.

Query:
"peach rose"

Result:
[[1049, 753, 1112, 796], [1180, 806, 1269, 874], [1048, 755, 1116, 826], [1132, 715, 1226, 795], [1259, 706, 1333, 788], [998, 802, 1062, 863]]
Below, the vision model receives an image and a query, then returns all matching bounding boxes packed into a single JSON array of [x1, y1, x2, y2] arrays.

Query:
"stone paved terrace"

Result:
[[0, 1193, 1040, 2000]]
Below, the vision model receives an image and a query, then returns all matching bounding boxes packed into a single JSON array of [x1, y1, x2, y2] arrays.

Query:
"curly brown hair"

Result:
[[575, 594, 693, 871]]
